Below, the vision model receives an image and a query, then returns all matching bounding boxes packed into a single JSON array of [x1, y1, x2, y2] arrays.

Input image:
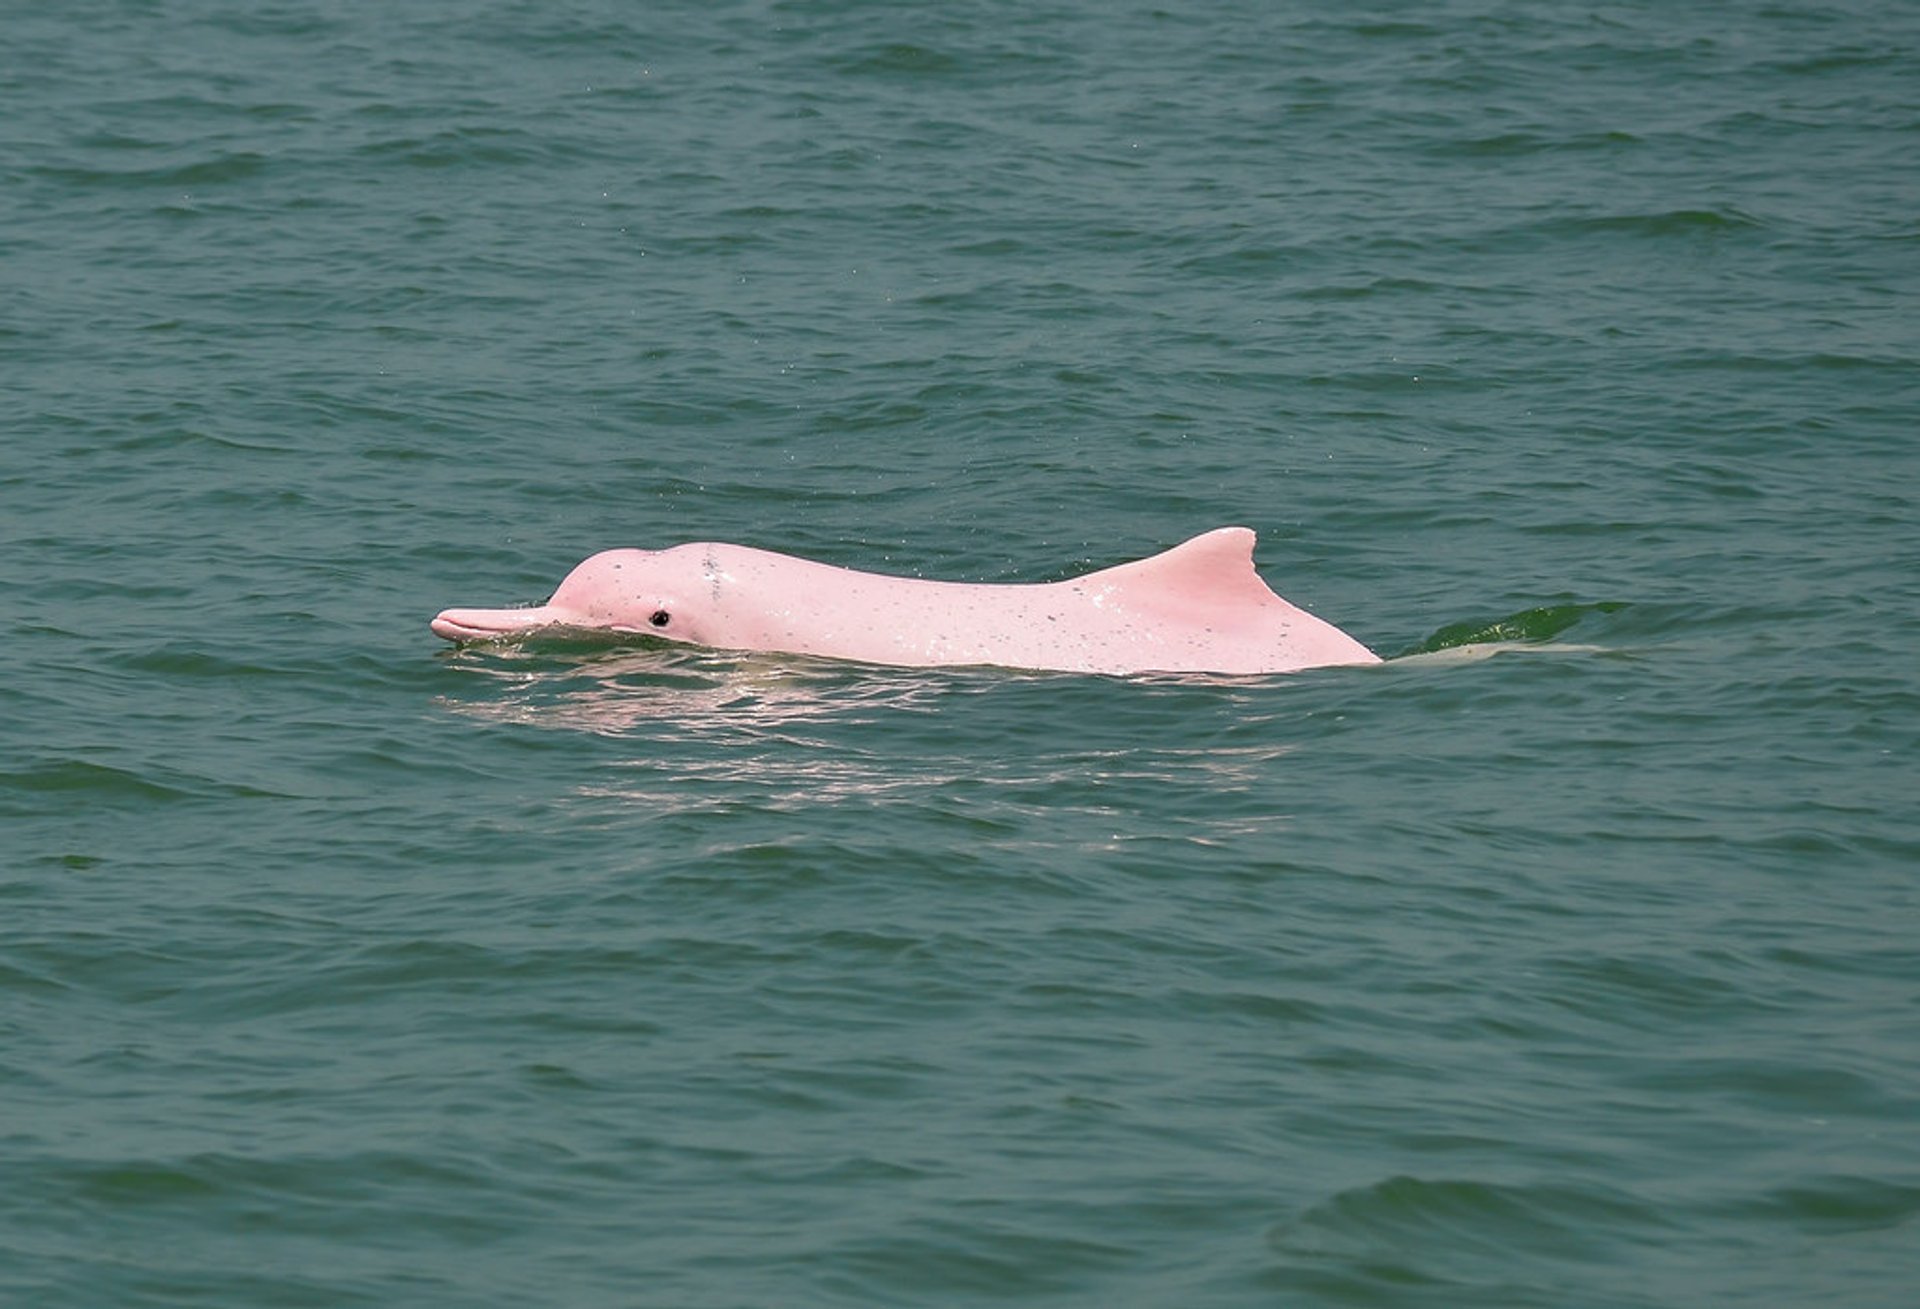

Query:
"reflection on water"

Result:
[[433, 642, 1303, 834], [1389, 640, 1613, 667], [436, 642, 956, 736]]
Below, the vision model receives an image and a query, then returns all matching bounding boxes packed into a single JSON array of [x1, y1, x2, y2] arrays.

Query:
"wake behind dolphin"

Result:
[[431, 527, 1380, 677]]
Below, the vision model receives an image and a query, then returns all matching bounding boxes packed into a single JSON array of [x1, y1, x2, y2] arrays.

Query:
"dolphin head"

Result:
[[431, 548, 705, 645]]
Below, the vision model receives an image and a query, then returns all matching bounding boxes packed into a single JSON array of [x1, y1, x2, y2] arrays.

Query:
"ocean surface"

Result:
[[4, 2, 1917, 1305]]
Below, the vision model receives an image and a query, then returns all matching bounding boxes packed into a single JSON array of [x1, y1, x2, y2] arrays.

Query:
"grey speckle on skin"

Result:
[[703, 548, 722, 601]]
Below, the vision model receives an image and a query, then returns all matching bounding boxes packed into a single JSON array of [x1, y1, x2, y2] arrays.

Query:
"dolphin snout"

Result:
[[430, 606, 559, 643]]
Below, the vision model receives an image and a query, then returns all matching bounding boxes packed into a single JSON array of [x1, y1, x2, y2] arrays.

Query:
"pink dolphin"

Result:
[[430, 526, 1379, 676]]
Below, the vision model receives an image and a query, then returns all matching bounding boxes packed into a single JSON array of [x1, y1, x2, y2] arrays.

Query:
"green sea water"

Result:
[[4, 2, 1917, 1305]]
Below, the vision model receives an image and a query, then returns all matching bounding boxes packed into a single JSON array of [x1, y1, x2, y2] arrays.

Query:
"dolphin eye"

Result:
[[649, 610, 671, 628]]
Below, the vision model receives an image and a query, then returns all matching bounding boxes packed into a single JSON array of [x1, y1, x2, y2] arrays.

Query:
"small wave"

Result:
[[352, 127, 547, 170], [27, 151, 270, 189], [1533, 206, 1767, 238], [1295, 276, 1445, 301], [0, 759, 195, 809], [1267, 1173, 1672, 1266], [1436, 128, 1643, 158], [1722, 1175, 1920, 1235], [1770, 50, 1906, 76], [1403, 601, 1629, 655], [832, 43, 964, 77]]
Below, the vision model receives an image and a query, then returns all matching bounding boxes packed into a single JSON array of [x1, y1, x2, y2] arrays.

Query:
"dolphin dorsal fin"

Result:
[[1079, 526, 1281, 609]]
